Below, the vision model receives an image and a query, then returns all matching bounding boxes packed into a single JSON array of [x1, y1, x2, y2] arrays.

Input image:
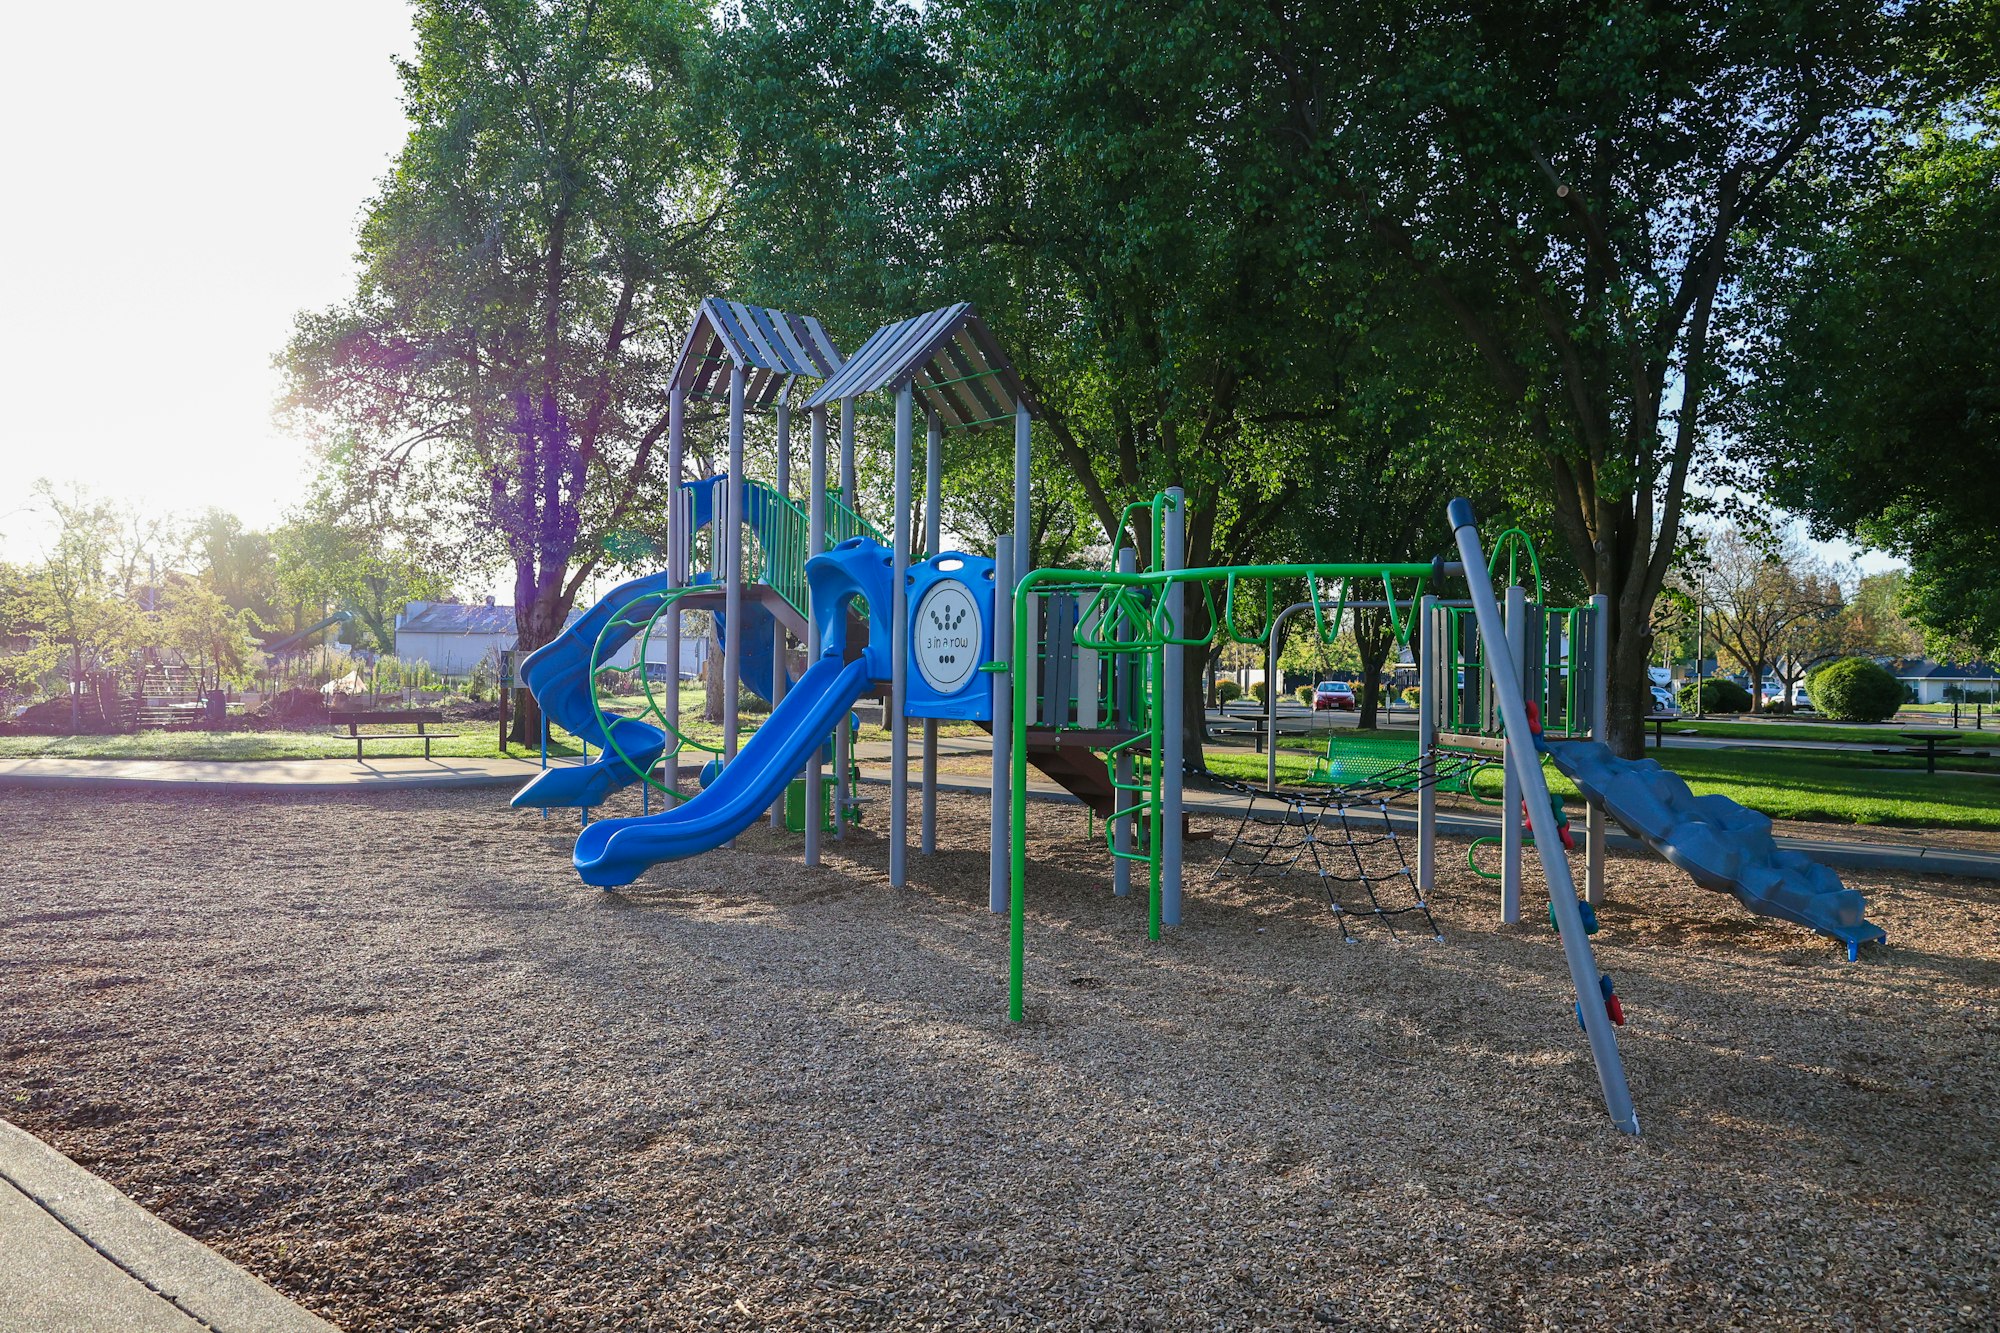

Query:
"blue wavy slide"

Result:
[[1546, 739, 1887, 956], [510, 572, 678, 811], [570, 654, 875, 887]]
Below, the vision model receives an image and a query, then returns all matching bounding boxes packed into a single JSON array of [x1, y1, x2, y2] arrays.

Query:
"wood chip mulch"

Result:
[[2, 786, 1996, 1331]]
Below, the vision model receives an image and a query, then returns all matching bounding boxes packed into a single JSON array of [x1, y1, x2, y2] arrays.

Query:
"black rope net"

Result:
[[1205, 750, 1492, 942]]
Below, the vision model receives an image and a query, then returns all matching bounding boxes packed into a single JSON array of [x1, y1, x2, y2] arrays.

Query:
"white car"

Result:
[[1649, 686, 1680, 716]]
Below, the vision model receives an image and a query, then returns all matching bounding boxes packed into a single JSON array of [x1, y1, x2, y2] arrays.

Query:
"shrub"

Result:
[[1678, 677, 1752, 713], [1296, 685, 1314, 704], [1214, 679, 1243, 705], [1250, 680, 1270, 704], [1808, 657, 1903, 723]]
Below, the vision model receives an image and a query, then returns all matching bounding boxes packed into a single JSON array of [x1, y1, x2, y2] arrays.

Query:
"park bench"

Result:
[[331, 709, 458, 760]]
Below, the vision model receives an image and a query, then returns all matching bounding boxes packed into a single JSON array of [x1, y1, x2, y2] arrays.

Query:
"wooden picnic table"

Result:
[[1883, 730, 1982, 774]]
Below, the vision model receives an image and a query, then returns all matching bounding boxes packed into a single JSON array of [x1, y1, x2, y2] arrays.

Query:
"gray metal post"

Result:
[[1417, 595, 1438, 895], [1587, 592, 1610, 906], [806, 405, 828, 866], [1160, 486, 1186, 927], [834, 398, 856, 840], [723, 364, 746, 769], [922, 404, 941, 855], [989, 534, 1014, 913], [1113, 545, 1136, 896], [1012, 403, 1030, 585], [770, 396, 792, 831], [890, 382, 912, 886], [1502, 582, 1527, 922], [1449, 499, 1639, 1136], [662, 383, 685, 807]]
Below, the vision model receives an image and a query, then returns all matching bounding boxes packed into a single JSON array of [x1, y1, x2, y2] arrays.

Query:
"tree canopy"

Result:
[[1751, 99, 2000, 658]]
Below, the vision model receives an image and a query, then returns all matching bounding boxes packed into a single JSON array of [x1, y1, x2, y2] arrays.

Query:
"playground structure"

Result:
[[513, 295, 1888, 1137]]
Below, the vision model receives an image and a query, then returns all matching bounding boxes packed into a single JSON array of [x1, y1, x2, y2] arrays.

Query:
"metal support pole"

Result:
[[806, 405, 828, 866], [1113, 545, 1136, 897], [770, 395, 792, 831], [1587, 592, 1610, 906], [835, 398, 856, 840], [1012, 404, 1030, 586], [1160, 486, 1186, 927], [662, 383, 685, 807], [1417, 594, 1438, 896], [723, 364, 746, 769], [922, 404, 940, 855], [1450, 499, 1639, 1136], [989, 534, 1014, 913], [890, 382, 913, 886], [1502, 582, 1527, 923]]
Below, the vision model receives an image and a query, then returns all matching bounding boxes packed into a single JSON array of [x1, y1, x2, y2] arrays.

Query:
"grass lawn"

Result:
[[1204, 738, 2000, 831]]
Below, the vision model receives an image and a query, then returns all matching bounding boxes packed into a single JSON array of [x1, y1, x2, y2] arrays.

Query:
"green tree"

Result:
[[1276, 0, 1969, 753], [1751, 101, 2000, 657], [190, 509, 281, 626], [19, 483, 139, 727], [283, 0, 726, 740], [272, 448, 456, 658], [719, 0, 1500, 751]]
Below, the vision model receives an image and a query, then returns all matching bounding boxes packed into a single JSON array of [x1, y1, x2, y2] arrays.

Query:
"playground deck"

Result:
[[3, 786, 1995, 1330]]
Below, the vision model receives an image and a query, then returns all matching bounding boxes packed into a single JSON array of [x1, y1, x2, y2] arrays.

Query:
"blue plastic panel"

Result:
[[905, 552, 997, 721]]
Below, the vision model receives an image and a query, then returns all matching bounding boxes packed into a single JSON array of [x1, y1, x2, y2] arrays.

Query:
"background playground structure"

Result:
[[511, 294, 1903, 1138]]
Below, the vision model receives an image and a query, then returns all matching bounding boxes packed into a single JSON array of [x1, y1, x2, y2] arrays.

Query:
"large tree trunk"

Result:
[[1355, 608, 1394, 731], [1606, 604, 1655, 757], [506, 562, 570, 747]]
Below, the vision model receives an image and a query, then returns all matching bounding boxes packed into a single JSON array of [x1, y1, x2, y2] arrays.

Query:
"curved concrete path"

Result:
[[0, 1119, 336, 1332]]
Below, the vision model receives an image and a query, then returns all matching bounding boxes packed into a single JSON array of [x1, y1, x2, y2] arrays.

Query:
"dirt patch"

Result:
[[1, 786, 1996, 1330]]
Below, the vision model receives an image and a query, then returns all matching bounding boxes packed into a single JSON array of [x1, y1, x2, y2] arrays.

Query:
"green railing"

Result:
[[681, 480, 887, 622]]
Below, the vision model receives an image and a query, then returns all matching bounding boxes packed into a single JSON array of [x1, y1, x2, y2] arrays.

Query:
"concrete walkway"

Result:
[[5, 740, 1993, 880], [0, 1119, 336, 1332], [0, 754, 541, 792], [847, 743, 2000, 882]]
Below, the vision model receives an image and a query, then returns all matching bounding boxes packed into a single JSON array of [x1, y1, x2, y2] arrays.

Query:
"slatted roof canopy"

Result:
[[800, 303, 1034, 431], [670, 298, 844, 412]]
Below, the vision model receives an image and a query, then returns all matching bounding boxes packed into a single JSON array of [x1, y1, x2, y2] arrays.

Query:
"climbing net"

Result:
[[1207, 750, 1493, 941]]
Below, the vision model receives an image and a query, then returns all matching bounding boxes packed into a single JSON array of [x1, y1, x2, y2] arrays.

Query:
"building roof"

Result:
[[397, 602, 595, 636], [1890, 659, 2000, 681], [800, 303, 1034, 431], [669, 298, 843, 412]]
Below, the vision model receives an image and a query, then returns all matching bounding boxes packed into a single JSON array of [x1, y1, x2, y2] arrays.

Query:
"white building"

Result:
[[393, 600, 705, 678]]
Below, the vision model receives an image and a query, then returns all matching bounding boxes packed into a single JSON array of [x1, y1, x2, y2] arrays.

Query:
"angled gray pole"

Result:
[[890, 382, 913, 886], [834, 396, 857, 841], [1113, 544, 1136, 897], [989, 533, 1013, 913], [840, 397, 857, 507], [806, 405, 828, 866], [770, 395, 792, 831], [723, 364, 746, 773], [1160, 486, 1186, 927], [1502, 581, 1528, 922], [1587, 592, 1610, 905], [1012, 404, 1030, 584], [1416, 594, 1438, 894], [662, 383, 685, 807], [1450, 499, 1638, 1135], [922, 403, 941, 855]]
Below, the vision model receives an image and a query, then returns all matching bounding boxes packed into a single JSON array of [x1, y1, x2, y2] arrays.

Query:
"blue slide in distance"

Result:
[[571, 654, 876, 887], [1546, 739, 1887, 956], [510, 571, 678, 811]]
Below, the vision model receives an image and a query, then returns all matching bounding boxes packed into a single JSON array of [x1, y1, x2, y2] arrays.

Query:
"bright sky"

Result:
[[0, 0, 415, 559], [0, 3, 1894, 593]]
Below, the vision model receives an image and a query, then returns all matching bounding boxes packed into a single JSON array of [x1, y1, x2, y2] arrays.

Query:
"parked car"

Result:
[[1313, 681, 1357, 712], [1649, 685, 1680, 716]]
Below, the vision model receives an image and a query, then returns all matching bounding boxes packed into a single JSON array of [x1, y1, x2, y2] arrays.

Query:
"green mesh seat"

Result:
[[1307, 731, 1422, 789]]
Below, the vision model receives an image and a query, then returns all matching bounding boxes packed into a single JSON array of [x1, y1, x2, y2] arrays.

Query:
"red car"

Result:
[[1313, 680, 1357, 711]]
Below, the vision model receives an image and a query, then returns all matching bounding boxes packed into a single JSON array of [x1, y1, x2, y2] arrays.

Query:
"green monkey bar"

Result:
[[1005, 552, 1446, 1022]]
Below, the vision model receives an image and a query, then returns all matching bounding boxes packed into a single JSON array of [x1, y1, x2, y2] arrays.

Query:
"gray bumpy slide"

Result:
[[1545, 740, 1886, 956]]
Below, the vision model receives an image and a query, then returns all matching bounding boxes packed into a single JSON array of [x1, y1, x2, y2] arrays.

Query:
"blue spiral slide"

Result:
[[514, 537, 898, 887]]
